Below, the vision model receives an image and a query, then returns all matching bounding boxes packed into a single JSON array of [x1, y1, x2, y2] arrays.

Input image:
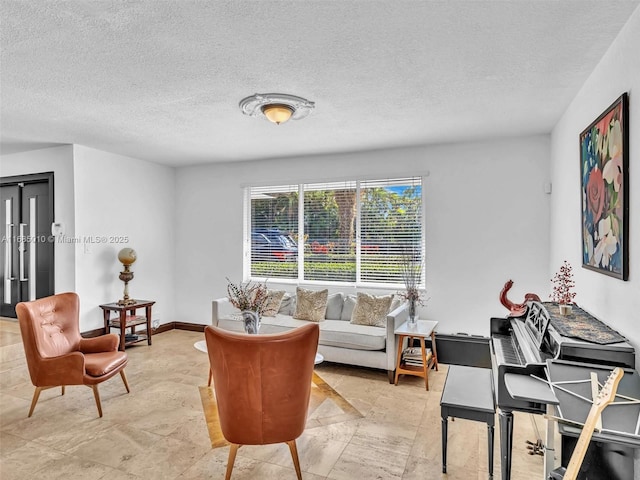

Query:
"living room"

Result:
[[1, 2, 639, 479]]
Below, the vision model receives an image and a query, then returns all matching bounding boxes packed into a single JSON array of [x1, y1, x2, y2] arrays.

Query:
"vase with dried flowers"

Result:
[[226, 278, 268, 334], [550, 261, 576, 315], [397, 247, 426, 326]]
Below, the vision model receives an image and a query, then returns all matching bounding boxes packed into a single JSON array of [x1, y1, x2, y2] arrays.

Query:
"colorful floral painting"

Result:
[[580, 93, 628, 280]]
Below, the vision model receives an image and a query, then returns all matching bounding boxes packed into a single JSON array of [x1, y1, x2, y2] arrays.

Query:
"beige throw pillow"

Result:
[[293, 287, 328, 322], [262, 290, 286, 317], [350, 293, 394, 327]]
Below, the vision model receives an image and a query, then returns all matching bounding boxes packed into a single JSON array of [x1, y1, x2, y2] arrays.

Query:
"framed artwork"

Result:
[[580, 93, 629, 280]]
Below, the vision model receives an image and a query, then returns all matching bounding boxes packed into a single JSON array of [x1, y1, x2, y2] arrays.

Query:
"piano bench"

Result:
[[440, 365, 496, 477]]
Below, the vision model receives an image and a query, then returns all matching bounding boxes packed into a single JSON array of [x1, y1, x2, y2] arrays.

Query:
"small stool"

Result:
[[440, 365, 496, 478]]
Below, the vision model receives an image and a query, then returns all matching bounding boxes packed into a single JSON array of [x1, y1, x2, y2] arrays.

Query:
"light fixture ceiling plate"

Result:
[[239, 93, 315, 121]]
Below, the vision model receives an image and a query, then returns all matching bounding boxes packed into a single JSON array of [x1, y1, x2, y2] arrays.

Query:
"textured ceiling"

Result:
[[1, 1, 638, 166]]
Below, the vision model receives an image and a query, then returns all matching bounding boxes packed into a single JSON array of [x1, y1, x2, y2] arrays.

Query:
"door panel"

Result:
[[1, 185, 20, 315], [0, 175, 54, 317]]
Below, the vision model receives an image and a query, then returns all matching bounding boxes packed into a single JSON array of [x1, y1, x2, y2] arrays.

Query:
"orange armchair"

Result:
[[16, 292, 130, 418], [205, 323, 319, 480]]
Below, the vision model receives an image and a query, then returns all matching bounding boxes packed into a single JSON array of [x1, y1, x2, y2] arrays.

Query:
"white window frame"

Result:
[[244, 176, 426, 289]]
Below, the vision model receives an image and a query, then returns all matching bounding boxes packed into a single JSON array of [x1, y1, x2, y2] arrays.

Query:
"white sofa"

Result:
[[211, 292, 409, 383]]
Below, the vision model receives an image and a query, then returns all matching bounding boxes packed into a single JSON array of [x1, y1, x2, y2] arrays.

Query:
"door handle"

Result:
[[19, 223, 28, 281], [4, 223, 15, 281]]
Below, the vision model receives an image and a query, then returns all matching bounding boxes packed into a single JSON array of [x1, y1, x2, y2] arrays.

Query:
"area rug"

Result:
[[199, 372, 363, 448]]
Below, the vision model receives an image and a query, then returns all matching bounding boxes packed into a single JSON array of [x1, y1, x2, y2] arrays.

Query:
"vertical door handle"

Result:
[[4, 223, 15, 281], [19, 223, 28, 281]]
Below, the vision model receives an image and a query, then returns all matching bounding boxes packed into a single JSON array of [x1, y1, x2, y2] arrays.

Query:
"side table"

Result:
[[100, 300, 155, 351], [394, 319, 439, 390]]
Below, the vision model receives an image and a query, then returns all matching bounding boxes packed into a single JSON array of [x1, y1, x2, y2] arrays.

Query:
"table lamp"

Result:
[[117, 248, 137, 306]]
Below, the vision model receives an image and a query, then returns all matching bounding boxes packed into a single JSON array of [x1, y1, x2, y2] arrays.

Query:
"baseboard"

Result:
[[173, 322, 206, 332], [82, 327, 108, 338], [85, 323, 490, 368], [82, 321, 206, 338]]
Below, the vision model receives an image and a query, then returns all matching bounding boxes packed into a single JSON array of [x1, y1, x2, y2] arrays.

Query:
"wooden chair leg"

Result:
[[91, 385, 103, 417], [120, 370, 131, 393], [28, 387, 43, 417], [225, 443, 240, 480], [61, 385, 65, 395], [287, 440, 303, 480]]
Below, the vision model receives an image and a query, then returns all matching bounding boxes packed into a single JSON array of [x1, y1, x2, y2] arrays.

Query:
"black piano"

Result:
[[490, 301, 635, 480]]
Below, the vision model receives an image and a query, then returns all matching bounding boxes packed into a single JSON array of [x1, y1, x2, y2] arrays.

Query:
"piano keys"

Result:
[[490, 301, 635, 480]]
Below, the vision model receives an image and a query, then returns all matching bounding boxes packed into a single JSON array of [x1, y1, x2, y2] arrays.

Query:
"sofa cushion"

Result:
[[325, 292, 344, 320], [293, 287, 328, 322], [262, 290, 286, 317], [278, 293, 296, 316], [319, 320, 386, 351], [390, 296, 402, 313], [350, 293, 394, 327], [341, 294, 357, 321]]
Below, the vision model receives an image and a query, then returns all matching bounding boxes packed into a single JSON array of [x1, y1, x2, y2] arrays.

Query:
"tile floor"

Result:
[[0, 319, 546, 479]]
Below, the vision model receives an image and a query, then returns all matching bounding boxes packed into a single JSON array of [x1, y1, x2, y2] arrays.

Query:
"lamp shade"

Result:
[[261, 104, 294, 125], [118, 248, 137, 266]]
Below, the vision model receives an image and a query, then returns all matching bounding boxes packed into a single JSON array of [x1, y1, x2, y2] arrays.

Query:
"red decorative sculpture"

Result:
[[499, 280, 541, 317]]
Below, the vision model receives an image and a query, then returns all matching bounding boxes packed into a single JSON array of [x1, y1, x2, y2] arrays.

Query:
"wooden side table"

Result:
[[394, 320, 439, 390], [100, 300, 155, 351]]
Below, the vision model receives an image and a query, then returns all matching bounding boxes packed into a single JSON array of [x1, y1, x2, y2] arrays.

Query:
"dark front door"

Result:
[[1, 173, 55, 317]]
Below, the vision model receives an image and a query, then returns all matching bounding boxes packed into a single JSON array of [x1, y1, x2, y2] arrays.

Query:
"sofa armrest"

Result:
[[212, 297, 235, 326], [385, 302, 409, 371]]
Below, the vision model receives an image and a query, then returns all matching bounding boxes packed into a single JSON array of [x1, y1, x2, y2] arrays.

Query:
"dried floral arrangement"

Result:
[[550, 261, 576, 305], [226, 278, 268, 315], [396, 247, 427, 306]]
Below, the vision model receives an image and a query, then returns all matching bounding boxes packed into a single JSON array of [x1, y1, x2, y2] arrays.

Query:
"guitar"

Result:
[[548, 367, 624, 480]]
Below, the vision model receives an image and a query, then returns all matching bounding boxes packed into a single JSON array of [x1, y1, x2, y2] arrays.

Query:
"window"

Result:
[[246, 177, 424, 287]]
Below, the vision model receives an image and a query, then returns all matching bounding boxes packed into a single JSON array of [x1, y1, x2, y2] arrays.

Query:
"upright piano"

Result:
[[490, 301, 635, 480]]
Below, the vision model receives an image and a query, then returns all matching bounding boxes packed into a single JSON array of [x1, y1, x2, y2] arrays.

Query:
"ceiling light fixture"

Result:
[[261, 104, 294, 125], [239, 93, 315, 125]]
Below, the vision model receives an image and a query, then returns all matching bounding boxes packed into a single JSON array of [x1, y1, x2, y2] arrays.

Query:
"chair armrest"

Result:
[[35, 352, 85, 386], [79, 334, 119, 353], [212, 297, 234, 326], [386, 302, 409, 371]]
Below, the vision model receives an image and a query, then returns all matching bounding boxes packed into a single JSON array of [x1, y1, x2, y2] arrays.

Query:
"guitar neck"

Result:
[[563, 403, 603, 480]]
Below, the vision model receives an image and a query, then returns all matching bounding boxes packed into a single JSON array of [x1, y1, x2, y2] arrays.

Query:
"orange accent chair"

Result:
[[16, 292, 130, 418], [205, 323, 319, 480]]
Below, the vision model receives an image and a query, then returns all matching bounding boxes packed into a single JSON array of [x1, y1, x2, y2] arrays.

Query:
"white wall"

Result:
[[72, 145, 176, 331], [175, 135, 551, 334], [0, 145, 76, 293], [550, 7, 640, 370]]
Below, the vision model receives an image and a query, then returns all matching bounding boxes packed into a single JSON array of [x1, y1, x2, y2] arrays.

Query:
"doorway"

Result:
[[1, 172, 55, 317]]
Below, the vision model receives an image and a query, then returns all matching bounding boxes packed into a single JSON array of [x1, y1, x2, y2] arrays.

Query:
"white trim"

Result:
[[245, 175, 425, 287], [239, 170, 430, 189]]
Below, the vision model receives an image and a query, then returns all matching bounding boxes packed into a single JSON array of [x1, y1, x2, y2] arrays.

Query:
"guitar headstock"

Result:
[[595, 367, 624, 409]]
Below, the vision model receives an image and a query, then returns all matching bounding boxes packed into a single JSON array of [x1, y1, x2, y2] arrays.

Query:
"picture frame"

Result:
[[580, 93, 629, 280]]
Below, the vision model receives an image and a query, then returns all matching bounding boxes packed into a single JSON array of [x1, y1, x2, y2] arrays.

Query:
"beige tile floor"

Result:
[[0, 318, 546, 479]]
